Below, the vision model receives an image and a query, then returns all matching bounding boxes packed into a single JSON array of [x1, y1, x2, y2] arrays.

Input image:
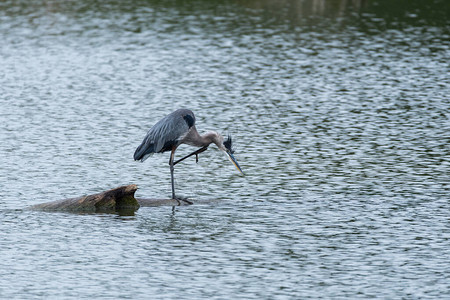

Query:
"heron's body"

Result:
[[134, 109, 198, 161], [134, 109, 243, 209]]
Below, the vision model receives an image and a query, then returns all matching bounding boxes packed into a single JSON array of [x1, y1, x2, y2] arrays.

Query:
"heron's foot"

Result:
[[172, 196, 193, 205]]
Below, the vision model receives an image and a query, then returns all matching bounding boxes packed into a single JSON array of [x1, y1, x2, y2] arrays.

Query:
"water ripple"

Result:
[[0, 0, 449, 298]]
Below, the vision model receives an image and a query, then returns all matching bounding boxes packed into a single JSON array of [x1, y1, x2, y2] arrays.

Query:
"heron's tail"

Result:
[[133, 142, 155, 162]]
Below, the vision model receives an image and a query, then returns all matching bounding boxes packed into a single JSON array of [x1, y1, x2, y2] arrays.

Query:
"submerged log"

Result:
[[137, 197, 192, 207], [30, 185, 140, 213], [29, 184, 193, 213]]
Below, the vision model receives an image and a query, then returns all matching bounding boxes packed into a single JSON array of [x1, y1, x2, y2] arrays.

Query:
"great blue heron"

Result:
[[134, 109, 243, 207]]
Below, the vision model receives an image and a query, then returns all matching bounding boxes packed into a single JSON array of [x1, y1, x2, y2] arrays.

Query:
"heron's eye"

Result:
[[223, 135, 235, 154]]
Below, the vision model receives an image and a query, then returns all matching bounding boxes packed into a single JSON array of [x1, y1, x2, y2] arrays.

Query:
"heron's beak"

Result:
[[225, 151, 244, 175]]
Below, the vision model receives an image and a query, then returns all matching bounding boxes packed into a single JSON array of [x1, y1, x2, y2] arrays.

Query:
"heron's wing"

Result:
[[152, 111, 192, 152], [134, 109, 195, 161]]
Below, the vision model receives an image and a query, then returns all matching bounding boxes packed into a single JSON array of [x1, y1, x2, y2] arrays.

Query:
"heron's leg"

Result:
[[173, 146, 208, 166], [169, 147, 196, 210], [169, 148, 180, 210]]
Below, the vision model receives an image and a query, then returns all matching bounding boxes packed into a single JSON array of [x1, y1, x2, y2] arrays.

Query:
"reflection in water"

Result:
[[235, 0, 449, 27], [237, 0, 368, 17], [2, 0, 447, 27]]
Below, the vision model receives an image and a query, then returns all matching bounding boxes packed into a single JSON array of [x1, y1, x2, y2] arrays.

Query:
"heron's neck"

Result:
[[187, 127, 221, 148], [199, 131, 221, 147]]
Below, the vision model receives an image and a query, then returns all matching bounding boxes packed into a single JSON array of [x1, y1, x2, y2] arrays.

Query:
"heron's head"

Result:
[[221, 135, 244, 175]]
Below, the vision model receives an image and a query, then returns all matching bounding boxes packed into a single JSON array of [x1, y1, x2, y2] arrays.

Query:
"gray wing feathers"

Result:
[[134, 109, 194, 161]]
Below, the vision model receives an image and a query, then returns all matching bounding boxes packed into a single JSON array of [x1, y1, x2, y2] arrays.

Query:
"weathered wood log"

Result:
[[29, 184, 193, 213], [30, 185, 140, 213], [137, 197, 192, 207]]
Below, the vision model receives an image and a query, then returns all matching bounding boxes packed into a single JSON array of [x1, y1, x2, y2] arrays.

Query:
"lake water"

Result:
[[0, 0, 449, 298]]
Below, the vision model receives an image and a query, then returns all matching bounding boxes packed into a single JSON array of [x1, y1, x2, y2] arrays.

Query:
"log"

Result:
[[30, 185, 140, 213], [137, 197, 192, 207], [29, 184, 193, 213]]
